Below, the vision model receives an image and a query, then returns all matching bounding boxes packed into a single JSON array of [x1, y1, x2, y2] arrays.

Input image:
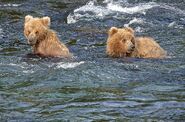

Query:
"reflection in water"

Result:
[[0, 0, 185, 121]]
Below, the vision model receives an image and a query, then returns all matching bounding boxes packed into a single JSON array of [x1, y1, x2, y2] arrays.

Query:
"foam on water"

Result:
[[6, 62, 35, 74], [55, 61, 85, 69], [0, 27, 4, 39], [0, 4, 20, 7], [106, 1, 158, 14], [0, 61, 85, 74], [0, 62, 32, 74], [67, 0, 158, 24], [124, 17, 144, 27], [67, 0, 110, 24]]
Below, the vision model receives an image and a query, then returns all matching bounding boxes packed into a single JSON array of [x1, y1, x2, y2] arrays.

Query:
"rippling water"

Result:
[[0, 0, 185, 121]]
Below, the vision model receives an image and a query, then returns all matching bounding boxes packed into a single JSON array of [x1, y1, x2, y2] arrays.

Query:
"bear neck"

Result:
[[32, 29, 57, 55], [34, 29, 50, 46], [31, 30, 48, 54]]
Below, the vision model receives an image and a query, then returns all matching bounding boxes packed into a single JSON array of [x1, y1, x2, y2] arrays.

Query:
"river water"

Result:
[[0, 0, 185, 121]]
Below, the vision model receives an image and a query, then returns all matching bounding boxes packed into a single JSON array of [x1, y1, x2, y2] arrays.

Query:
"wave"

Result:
[[0, 61, 85, 74], [0, 27, 4, 39], [0, 4, 20, 7], [67, 0, 185, 28], [106, 1, 158, 14], [67, 0, 158, 24], [67, 0, 109, 24], [124, 17, 144, 27], [55, 61, 85, 69], [160, 4, 185, 15]]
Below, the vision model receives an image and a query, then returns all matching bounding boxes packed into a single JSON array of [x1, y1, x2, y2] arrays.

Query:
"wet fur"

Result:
[[106, 27, 167, 59], [24, 15, 72, 58]]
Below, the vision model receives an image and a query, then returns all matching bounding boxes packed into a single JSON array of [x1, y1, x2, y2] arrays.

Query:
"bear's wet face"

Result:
[[106, 27, 135, 57], [23, 15, 71, 58], [24, 15, 50, 46], [120, 32, 135, 54], [107, 26, 167, 59]]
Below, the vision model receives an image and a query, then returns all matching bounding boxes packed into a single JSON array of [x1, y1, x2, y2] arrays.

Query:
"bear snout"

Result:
[[127, 43, 135, 53], [27, 35, 37, 46], [130, 44, 135, 51]]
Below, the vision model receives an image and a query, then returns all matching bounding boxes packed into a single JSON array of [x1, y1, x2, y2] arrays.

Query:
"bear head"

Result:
[[107, 27, 135, 57], [24, 15, 50, 46]]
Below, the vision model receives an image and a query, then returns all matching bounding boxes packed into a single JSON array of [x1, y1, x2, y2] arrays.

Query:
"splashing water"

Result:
[[67, 0, 159, 24], [0, 0, 185, 121], [0, 27, 4, 39], [0, 4, 20, 7], [124, 17, 145, 27], [55, 61, 85, 69]]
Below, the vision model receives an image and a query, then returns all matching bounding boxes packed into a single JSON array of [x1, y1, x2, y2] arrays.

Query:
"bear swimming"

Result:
[[106, 27, 167, 59], [24, 15, 72, 58]]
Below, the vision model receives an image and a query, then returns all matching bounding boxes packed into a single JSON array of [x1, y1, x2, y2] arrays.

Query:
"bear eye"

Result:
[[35, 31, 39, 34], [122, 39, 126, 42], [27, 31, 31, 34]]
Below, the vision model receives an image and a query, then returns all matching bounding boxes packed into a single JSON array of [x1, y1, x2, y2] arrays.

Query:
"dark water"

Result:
[[0, 0, 185, 121]]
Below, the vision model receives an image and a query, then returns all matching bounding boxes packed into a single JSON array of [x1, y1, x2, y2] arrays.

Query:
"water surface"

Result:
[[0, 0, 185, 121]]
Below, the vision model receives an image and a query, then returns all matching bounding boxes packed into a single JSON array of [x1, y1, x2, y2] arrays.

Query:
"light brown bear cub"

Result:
[[24, 15, 72, 57], [106, 27, 167, 58]]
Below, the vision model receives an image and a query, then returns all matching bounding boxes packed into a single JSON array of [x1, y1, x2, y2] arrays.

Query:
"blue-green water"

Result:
[[0, 0, 185, 121]]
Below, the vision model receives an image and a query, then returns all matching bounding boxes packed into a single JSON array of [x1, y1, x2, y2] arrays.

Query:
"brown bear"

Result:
[[24, 15, 72, 58], [106, 27, 167, 59]]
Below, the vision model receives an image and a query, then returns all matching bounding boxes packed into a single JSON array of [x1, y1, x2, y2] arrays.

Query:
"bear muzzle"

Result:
[[127, 42, 135, 53], [126, 44, 135, 56], [27, 37, 37, 46]]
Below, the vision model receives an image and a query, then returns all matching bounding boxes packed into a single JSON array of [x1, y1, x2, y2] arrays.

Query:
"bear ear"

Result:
[[41, 16, 51, 27], [108, 27, 118, 36], [125, 27, 134, 34], [25, 15, 33, 23]]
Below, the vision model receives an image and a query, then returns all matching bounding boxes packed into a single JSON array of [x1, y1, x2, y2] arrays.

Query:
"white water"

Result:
[[0, 61, 85, 74], [0, 27, 3, 39], [55, 61, 85, 69], [124, 17, 144, 27], [67, 0, 159, 24], [0, 4, 20, 7], [106, 1, 157, 14], [67, 0, 185, 30]]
